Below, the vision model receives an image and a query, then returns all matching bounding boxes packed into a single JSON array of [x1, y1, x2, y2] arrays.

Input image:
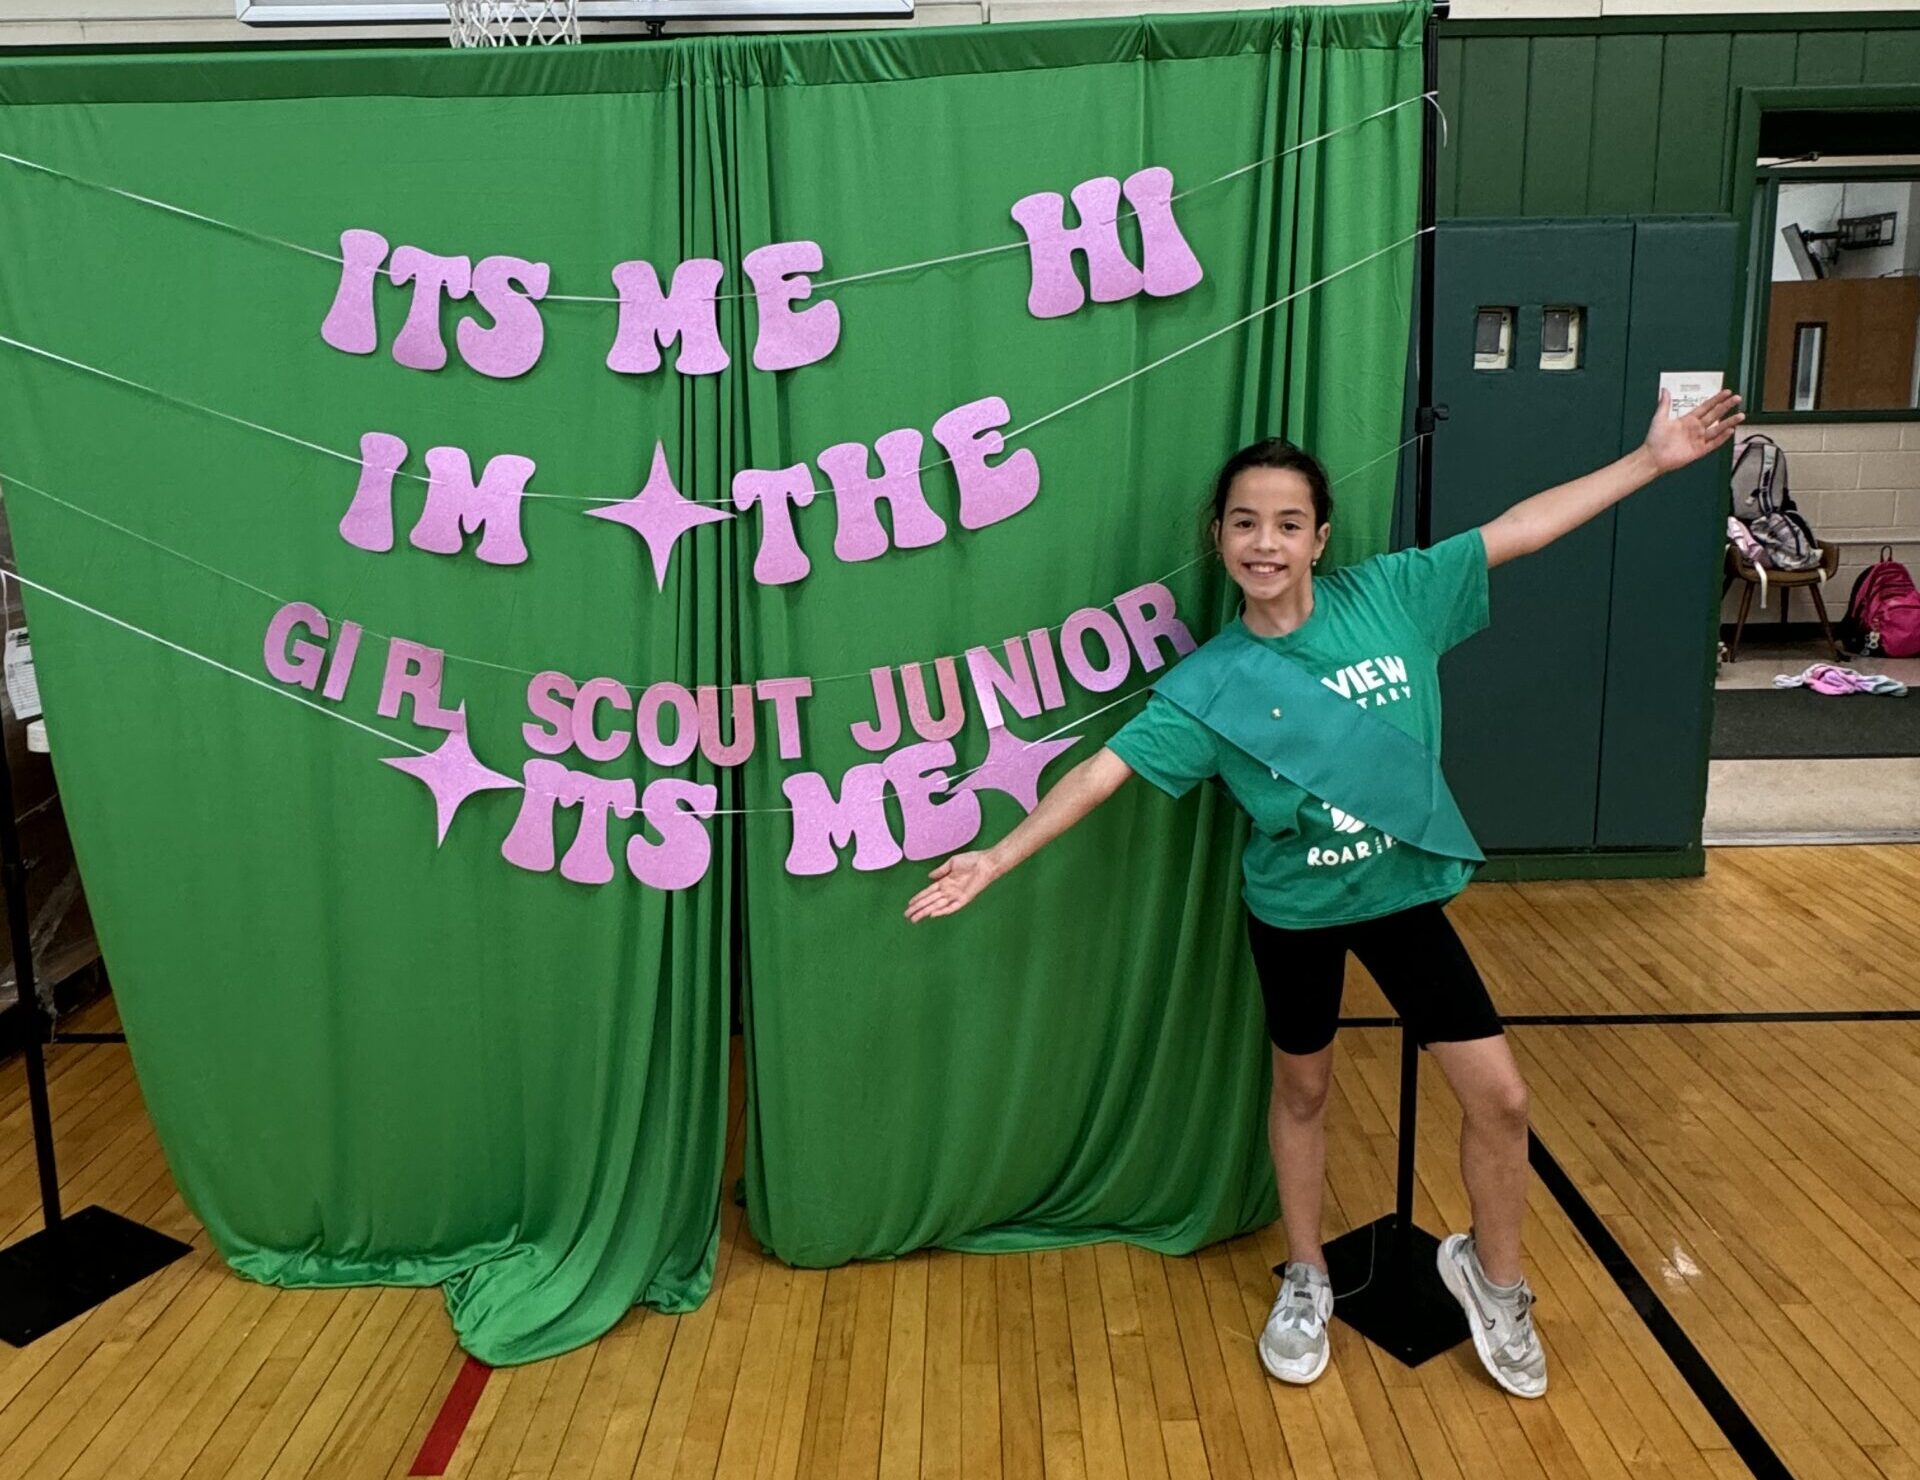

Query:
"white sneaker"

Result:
[[1258, 1261, 1333, 1385], [1436, 1232, 1548, 1399]]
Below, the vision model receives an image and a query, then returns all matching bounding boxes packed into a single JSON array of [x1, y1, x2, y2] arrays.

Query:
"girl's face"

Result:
[[1212, 467, 1330, 604]]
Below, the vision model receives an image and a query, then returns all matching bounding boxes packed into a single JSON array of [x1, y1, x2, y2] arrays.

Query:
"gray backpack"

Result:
[[1729, 436, 1823, 571]]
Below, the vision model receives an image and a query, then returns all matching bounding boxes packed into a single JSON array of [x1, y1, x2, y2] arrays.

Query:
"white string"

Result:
[[0, 229, 1427, 513], [1167, 93, 1442, 201], [1, 93, 1433, 309], [0, 566, 432, 757], [686, 679, 1153, 814], [0, 430, 1418, 701], [0, 148, 344, 267], [1002, 228, 1432, 444], [0, 433, 1424, 822], [0, 559, 1152, 816], [0, 457, 1203, 694]]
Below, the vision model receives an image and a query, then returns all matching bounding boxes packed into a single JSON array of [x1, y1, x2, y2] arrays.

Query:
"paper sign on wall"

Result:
[[1660, 371, 1724, 419]]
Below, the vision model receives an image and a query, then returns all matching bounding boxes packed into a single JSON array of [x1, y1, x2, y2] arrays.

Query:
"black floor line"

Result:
[[1338, 1008, 1920, 1028], [1528, 1131, 1793, 1479]]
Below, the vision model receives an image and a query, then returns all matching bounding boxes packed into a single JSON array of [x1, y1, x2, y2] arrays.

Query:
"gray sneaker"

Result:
[[1258, 1261, 1333, 1384], [1437, 1233, 1548, 1399]]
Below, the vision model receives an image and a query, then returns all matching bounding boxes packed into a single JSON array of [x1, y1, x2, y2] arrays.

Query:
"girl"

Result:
[[904, 389, 1743, 1398]]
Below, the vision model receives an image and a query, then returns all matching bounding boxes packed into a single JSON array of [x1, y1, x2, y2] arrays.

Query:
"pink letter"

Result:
[[457, 255, 550, 380], [964, 638, 1041, 732], [500, 759, 636, 886], [636, 681, 699, 766], [501, 759, 569, 874], [819, 429, 947, 564], [523, 672, 577, 756], [1124, 167, 1205, 301], [932, 397, 1039, 531], [264, 602, 329, 690], [1113, 583, 1198, 671], [572, 676, 633, 763], [556, 771, 638, 886], [321, 621, 363, 703], [320, 229, 389, 356], [377, 638, 462, 728], [1061, 609, 1132, 694], [339, 431, 408, 554], [850, 667, 902, 753], [629, 780, 719, 891], [1027, 626, 1068, 711], [607, 258, 729, 376], [884, 740, 982, 861], [1009, 176, 1142, 320], [744, 240, 840, 372], [696, 684, 755, 766], [755, 677, 813, 760], [902, 658, 965, 744], [389, 246, 472, 372], [732, 464, 816, 586], [782, 764, 902, 876], [410, 447, 534, 567]]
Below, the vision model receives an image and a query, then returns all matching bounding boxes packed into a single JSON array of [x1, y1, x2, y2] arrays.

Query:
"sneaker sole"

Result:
[[1257, 1333, 1331, 1386], [1435, 1237, 1547, 1401]]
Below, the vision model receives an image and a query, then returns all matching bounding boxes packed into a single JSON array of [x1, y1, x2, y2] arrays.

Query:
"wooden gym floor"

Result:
[[2, 845, 1918, 1479]]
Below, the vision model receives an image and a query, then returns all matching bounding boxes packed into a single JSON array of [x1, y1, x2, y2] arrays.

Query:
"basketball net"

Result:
[[446, 0, 580, 46]]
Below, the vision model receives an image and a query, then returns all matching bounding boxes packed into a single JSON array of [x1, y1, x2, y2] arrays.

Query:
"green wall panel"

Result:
[[1520, 36, 1597, 218], [1653, 35, 1732, 214], [1441, 19, 1920, 222], [1585, 35, 1664, 217], [1792, 29, 1867, 85], [1436, 35, 1465, 217], [1864, 31, 1920, 86], [1455, 37, 1530, 218]]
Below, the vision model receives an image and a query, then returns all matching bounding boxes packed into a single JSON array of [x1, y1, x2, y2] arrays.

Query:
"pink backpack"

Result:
[[1841, 552, 1920, 658]]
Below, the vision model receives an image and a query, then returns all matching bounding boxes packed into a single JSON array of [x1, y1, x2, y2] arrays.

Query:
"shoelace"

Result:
[[1497, 1289, 1538, 1359], [1276, 1278, 1324, 1333]]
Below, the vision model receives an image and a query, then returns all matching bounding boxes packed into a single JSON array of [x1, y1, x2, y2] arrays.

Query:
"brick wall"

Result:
[[1722, 422, 1920, 631]]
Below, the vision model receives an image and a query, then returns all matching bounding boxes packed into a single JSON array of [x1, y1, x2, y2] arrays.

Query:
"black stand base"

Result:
[[0, 1205, 192, 1346], [1312, 1213, 1469, 1368]]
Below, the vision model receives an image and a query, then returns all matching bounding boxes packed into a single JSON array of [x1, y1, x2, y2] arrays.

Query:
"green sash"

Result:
[[1153, 627, 1484, 864]]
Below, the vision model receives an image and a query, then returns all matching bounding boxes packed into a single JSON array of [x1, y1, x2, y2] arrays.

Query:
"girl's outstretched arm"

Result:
[[1480, 388, 1744, 569], [905, 746, 1135, 922]]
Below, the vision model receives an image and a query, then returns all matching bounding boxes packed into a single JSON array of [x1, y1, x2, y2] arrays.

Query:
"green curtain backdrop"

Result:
[[0, 2, 1422, 1362]]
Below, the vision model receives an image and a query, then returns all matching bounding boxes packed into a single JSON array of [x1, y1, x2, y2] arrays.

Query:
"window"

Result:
[[1790, 323, 1825, 412], [1757, 166, 1920, 416]]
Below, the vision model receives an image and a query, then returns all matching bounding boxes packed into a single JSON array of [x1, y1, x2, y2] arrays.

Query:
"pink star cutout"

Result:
[[585, 441, 734, 589], [382, 713, 521, 845], [958, 725, 1081, 813]]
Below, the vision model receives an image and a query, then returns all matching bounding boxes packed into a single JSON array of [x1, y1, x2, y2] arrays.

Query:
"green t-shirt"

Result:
[[1107, 529, 1490, 930]]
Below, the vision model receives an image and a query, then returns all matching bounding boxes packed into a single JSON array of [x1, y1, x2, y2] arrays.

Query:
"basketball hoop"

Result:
[[446, 0, 580, 46]]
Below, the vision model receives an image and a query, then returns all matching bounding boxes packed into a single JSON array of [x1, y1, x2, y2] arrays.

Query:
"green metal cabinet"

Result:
[[1429, 217, 1734, 858]]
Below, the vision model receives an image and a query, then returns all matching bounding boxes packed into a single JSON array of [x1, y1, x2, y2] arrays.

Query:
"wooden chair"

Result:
[[1723, 542, 1843, 661]]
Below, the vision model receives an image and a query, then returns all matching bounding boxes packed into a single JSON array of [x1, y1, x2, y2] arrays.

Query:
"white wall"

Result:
[[8, 0, 1920, 48]]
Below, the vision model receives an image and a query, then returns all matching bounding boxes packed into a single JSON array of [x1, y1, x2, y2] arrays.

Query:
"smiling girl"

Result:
[[905, 388, 1743, 1398]]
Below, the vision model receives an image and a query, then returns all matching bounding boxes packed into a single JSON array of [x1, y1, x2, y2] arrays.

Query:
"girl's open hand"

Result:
[[905, 852, 998, 923], [1645, 387, 1744, 474]]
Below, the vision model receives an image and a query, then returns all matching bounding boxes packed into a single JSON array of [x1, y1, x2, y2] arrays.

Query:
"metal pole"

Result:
[[0, 713, 61, 1229], [1394, 1028, 1419, 1274], [1414, 0, 1447, 550], [1395, 0, 1448, 1280]]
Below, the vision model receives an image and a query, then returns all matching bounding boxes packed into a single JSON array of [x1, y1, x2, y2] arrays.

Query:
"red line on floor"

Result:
[[409, 1355, 493, 1475]]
